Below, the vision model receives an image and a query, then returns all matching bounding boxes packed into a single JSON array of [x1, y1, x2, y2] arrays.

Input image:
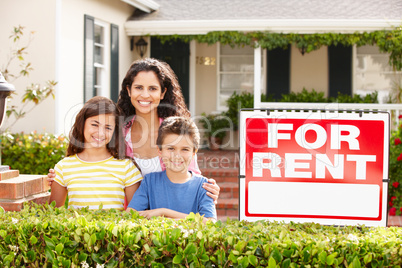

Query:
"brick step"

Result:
[[219, 182, 239, 199], [215, 176, 238, 183], [197, 149, 239, 169], [0, 192, 50, 211], [388, 215, 402, 227], [0, 170, 19, 181], [200, 168, 238, 178], [217, 209, 238, 221], [216, 198, 238, 210], [0, 175, 50, 200]]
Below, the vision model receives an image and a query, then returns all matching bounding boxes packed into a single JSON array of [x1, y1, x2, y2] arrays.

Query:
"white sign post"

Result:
[[239, 109, 389, 227]]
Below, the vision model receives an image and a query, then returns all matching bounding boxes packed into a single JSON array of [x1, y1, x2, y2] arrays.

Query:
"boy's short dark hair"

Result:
[[156, 116, 200, 151]]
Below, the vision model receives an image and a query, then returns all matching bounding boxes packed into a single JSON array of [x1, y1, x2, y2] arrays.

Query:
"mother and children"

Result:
[[47, 58, 220, 223]]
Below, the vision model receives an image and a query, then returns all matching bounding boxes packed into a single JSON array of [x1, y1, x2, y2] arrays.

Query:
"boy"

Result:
[[126, 116, 217, 223]]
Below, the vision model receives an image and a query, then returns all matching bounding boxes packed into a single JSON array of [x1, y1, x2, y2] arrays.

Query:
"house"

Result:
[[1, 0, 402, 142]]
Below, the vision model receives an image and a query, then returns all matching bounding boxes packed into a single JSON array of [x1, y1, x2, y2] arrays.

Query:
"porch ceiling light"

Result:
[[135, 37, 148, 58], [0, 72, 15, 129]]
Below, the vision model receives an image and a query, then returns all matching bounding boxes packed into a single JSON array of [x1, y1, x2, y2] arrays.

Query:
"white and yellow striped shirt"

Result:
[[54, 155, 142, 210]]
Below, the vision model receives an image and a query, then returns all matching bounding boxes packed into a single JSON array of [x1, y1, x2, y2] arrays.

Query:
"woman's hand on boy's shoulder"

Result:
[[203, 178, 220, 204]]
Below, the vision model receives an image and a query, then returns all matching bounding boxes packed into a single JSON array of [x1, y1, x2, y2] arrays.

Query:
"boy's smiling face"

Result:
[[159, 133, 196, 173]]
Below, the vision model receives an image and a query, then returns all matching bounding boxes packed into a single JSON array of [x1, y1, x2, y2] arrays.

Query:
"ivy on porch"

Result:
[[155, 28, 402, 70]]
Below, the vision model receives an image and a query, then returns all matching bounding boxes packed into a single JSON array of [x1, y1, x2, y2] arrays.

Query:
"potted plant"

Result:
[[199, 113, 230, 150]]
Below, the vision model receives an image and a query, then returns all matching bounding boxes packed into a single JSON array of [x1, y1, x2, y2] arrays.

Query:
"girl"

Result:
[[49, 96, 142, 210]]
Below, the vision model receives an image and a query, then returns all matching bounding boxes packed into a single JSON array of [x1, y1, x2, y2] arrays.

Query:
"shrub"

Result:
[[279, 88, 328, 103], [388, 115, 402, 215], [224, 91, 254, 131], [0, 132, 67, 175], [329, 91, 379, 103], [199, 113, 231, 140], [0, 203, 401, 267]]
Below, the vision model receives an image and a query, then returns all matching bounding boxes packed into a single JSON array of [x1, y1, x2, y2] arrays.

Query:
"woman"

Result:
[[118, 58, 220, 201]]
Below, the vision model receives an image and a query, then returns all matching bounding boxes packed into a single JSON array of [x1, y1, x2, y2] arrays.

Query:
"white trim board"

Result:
[[125, 19, 402, 36]]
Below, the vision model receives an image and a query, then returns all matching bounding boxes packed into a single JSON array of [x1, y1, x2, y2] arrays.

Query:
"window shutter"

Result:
[[110, 24, 119, 103], [267, 47, 290, 100], [328, 45, 352, 98], [84, 14, 95, 102]]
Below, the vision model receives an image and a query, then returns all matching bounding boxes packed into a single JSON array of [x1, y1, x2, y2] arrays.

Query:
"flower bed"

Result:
[[0, 203, 401, 267]]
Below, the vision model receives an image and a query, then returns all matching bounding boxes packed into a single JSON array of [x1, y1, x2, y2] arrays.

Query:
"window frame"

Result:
[[216, 42, 266, 111]]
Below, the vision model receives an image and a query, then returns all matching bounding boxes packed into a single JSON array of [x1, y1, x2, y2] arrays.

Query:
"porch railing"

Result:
[[255, 102, 402, 131]]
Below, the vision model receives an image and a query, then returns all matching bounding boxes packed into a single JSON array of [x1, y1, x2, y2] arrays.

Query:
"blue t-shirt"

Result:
[[128, 170, 217, 219]]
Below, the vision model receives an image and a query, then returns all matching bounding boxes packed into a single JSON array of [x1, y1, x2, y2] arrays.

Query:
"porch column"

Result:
[[189, 40, 196, 116], [254, 45, 262, 108]]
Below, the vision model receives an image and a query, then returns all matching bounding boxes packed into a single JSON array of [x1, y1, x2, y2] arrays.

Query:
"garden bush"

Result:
[[0, 203, 401, 267], [0, 132, 67, 175]]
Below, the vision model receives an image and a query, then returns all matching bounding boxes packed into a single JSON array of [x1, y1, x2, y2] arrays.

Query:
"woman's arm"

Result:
[[49, 182, 68, 208], [124, 182, 140, 205]]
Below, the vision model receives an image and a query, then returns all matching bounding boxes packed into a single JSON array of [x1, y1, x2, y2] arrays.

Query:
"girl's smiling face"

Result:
[[127, 71, 166, 116], [83, 114, 116, 149]]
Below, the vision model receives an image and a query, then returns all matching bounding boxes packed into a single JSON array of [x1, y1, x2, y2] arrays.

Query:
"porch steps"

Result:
[[0, 169, 50, 211], [197, 149, 239, 221]]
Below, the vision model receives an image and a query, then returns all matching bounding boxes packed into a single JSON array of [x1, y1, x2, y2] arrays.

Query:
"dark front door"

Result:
[[328, 45, 352, 98], [266, 46, 291, 101], [151, 37, 190, 109]]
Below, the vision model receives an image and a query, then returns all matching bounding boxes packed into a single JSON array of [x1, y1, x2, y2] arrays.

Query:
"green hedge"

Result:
[[0, 203, 401, 267], [0, 132, 67, 175]]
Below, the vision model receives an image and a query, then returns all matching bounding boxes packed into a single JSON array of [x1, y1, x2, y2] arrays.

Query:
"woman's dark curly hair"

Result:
[[67, 96, 125, 159], [117, 58, 190, 120]]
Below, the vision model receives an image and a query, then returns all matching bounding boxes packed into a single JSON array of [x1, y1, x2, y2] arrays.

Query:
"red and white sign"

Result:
[[239, 110, 389, 226]]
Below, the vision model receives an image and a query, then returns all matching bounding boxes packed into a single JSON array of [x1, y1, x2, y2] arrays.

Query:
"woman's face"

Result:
[[127, 71, 166, 116]]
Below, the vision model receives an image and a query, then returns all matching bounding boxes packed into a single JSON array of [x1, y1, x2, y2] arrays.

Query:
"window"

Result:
[[355, 45, 401, 102], [84, 15, 119, 102], [94, 22, 107, 97], [217, 43, 265, 110]]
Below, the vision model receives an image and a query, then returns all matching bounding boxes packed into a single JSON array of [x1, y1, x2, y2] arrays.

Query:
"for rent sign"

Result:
[[239, 110, 389, 226]]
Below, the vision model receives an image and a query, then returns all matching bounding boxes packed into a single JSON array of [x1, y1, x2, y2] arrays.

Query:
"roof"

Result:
[[125, 0, 402, 35]]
